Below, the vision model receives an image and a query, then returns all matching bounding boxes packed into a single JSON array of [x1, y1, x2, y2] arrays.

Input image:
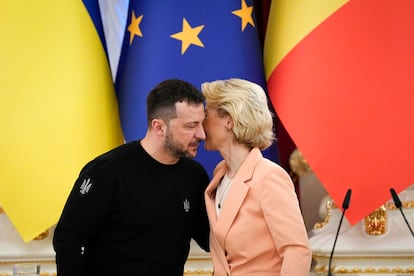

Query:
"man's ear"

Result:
[[152, 119, 166, 136]]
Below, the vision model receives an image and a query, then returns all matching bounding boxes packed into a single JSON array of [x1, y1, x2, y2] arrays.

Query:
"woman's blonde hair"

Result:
[[201, 78, 275, 150]]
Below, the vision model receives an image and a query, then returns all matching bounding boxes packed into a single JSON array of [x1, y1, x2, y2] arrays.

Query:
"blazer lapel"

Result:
[[214, 177, 249, 247], [205, 161, 226, 228], [208, 148, 263, 249]]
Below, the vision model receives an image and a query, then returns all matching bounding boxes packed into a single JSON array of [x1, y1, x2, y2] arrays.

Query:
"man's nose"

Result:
[[195, 125, 206, 140]]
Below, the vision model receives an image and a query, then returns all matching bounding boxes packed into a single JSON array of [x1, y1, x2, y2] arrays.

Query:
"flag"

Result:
[[264, 0, 414, 224], [0, 1, 124, 242], [115, 0, 279, 176]]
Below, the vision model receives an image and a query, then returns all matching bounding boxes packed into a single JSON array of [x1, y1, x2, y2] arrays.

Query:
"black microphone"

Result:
[[327, 188, 352, 276], [390, 188, 414, 239]]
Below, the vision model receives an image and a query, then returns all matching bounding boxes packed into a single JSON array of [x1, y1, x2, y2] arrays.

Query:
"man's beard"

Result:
[[164, 129, 197, 159]]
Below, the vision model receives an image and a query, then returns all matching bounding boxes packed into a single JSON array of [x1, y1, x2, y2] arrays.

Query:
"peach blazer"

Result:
[[205, 148, 312, 276]]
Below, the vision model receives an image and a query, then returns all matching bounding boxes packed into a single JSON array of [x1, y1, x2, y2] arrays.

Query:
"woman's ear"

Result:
[[226, 116, 233, 130]]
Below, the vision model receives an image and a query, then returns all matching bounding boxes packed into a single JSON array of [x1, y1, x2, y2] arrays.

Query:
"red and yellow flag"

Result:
[[0, 1, 124, 242], [264, 0, 414, 224]]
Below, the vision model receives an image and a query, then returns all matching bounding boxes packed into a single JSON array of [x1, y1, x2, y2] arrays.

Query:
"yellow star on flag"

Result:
[[170, 18, 204, 55], [232, 0, 255, 31], [128, 10, 143, 45]]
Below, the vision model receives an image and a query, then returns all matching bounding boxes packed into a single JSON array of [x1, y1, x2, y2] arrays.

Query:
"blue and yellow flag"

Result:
[[115, 0, 279, 175], [0, 1, 124, 242]]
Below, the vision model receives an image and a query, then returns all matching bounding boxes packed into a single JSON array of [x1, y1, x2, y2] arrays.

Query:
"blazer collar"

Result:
[[205, 147, 263, 247]]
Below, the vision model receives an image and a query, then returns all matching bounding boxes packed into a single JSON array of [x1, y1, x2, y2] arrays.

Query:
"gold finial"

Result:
[[364, 205, 387, 236]]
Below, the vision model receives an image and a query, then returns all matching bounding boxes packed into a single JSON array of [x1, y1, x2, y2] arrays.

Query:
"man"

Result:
[[53, 79, 210, 275]]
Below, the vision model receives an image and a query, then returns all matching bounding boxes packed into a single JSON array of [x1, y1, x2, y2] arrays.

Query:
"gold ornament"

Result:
[[289, 149, 312, 176]]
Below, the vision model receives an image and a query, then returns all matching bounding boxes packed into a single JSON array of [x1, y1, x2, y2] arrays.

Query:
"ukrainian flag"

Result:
[[0, 1, 124, 242]]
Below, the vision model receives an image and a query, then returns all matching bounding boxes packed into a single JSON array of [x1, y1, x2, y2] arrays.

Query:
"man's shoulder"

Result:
[[80, 141, 138, 173]]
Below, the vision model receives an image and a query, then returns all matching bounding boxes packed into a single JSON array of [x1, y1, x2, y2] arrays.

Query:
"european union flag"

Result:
[[115, 0, 279, 176]]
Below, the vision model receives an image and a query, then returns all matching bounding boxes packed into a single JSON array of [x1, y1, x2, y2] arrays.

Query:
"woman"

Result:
[[202, 78, 312, 275]]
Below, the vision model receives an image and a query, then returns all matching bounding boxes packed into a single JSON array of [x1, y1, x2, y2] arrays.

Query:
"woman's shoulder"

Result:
[[255, 157, 292, 180]]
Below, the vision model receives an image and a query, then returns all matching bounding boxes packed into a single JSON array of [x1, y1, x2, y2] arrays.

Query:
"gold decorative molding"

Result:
[[312, 198, 394, 234], [385, 201, 414, 210], [289, 149, 312, 176], [312, 254, 414, 274], [313, 265, 414, 274], [184, 269, 213, 275], [0, 259, 213, 276], [185, 257, 212, 275], [313, 199, 333, 230], [0, 271, 211, 276], [33, 229, 49, 240], [0, 272, 215, 276], [313, 196, 413, 233], [0, 268, 210, 276], [313, 201, 410, 236], [364, 205, 387, 236]]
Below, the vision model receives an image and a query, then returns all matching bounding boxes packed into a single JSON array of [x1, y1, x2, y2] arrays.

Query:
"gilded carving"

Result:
[[289, 149, 312, 176], [312, 254, 414, 274], [313, 199, 333, 230], [385, 200, 414, 209], [364, 205, 387, 236], [291, 147, 413, 233], [33, 229, 49, 240]]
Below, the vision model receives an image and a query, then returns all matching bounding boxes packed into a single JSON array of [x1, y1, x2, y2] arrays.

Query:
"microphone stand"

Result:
[[327, 189, 352, 276], [390, 188, 414, 239]]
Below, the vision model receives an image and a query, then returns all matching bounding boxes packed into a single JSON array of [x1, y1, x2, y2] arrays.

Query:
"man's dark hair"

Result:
[[146, 79, 205, 125]]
